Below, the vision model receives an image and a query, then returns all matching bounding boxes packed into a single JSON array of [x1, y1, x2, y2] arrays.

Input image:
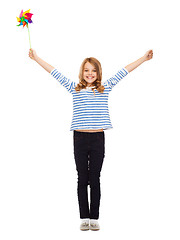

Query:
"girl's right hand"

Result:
[[29, 48, 38, 61]]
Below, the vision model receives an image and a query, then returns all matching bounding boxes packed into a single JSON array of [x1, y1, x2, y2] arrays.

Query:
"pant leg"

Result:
[[73, 131, 90, 219], [88, 131, 105, 219]]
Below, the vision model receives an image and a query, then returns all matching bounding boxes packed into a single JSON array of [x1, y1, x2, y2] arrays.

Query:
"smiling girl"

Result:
[[29, 49, 153, 230]]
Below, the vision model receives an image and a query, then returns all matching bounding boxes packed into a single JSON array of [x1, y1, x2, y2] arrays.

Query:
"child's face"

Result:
[[83, 62, 97, 87]]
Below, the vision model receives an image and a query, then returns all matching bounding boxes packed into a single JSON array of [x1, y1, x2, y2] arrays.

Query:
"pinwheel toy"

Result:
[[16, 9, 33, 48]]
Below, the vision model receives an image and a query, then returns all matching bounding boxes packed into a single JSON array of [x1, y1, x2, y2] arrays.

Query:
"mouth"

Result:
[[86, 76, 94, 79]]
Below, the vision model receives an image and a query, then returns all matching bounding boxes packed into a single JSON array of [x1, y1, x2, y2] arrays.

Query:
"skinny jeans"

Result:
[[73, 130, 105, 219]]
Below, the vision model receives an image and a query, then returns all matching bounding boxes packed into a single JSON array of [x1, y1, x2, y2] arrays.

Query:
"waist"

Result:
[[74, 128, 104, 133]]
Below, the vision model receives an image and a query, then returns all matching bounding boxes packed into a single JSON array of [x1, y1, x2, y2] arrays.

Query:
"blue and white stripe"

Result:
[[50, 67, 129, 131]]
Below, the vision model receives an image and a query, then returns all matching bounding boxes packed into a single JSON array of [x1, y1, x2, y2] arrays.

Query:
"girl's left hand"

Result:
[[144, 50, 153, 61]]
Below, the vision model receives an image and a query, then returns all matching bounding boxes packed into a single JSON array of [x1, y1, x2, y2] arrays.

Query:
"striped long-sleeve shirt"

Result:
[[50, 67, 129, 131]]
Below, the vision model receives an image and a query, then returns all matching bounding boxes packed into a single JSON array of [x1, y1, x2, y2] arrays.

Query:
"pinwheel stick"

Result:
[[27, 25, 31, 48]]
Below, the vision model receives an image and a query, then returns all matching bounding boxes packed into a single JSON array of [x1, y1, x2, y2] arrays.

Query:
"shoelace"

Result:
[[90, 223, 98, 227], [82, 222, 89, 227]]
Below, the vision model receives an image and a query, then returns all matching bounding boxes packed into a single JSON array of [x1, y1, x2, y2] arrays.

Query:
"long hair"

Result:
[[75, 57, 105, 95]]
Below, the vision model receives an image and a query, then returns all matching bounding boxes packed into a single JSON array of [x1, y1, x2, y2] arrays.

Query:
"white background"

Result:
[[0, 0, 180, 239]]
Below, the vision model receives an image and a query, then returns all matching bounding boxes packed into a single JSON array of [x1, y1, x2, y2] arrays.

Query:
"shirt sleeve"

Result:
[[104, 67, 129, 91], [50, 68, 76, 94]]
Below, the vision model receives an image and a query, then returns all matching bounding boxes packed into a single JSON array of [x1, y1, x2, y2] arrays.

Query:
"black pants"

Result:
[[73, 130, 105, 219]]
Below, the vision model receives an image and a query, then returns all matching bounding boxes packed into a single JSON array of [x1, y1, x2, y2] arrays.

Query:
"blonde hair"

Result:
[[75, 57, 105, 95]]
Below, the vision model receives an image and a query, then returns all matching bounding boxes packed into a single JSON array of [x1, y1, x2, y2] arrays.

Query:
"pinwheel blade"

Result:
[[25, 13, 33, 18], [19, 10, 23, 18], [23, 9, 30, 16], [16, 17, 20, 22]]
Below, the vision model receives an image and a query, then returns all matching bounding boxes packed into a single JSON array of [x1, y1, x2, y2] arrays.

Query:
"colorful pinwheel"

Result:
[[16, 9, 33, 48]]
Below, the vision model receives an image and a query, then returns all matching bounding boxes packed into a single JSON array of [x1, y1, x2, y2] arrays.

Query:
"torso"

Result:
[[75, 128, 104, 132]]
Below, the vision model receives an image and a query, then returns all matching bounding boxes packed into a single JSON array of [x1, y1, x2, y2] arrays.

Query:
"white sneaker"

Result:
[[90, 222, 100, 231], [80, 222, 89, 231]]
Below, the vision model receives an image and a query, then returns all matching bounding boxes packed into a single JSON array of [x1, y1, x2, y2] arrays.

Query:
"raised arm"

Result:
[[125, 50, 153, 73], [29, 49, 54, 73]]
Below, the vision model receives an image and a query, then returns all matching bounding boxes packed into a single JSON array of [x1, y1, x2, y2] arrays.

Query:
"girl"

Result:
[[29, 49, 153, 231]]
